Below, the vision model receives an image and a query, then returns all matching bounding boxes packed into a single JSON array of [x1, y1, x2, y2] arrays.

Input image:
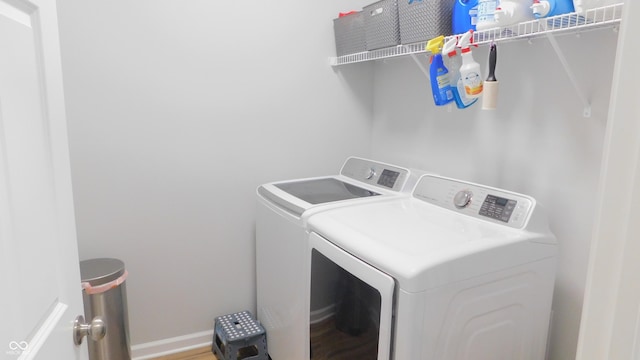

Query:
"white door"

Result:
[[576, 2, 640, 360], [0, 0, 87, 359]]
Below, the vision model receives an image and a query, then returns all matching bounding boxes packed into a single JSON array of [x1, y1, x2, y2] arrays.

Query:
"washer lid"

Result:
[[257, 157, 415, 216], [80, 258, 125, 286], [275, 178, 380, 204]]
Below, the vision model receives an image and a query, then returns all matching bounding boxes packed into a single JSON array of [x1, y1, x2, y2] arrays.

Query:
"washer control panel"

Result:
[[341, 157, 410, 192], [479, 194, 519, 223], [413, 175, 535, 229]]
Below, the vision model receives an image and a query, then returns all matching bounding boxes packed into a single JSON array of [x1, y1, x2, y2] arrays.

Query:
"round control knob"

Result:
[[365, 168, 376, 180], [454, 190, 473, 209]]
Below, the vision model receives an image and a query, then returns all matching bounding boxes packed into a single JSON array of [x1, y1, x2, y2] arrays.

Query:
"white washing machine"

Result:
[[306, 174, 557, 360], [256, 157, 423, 360]]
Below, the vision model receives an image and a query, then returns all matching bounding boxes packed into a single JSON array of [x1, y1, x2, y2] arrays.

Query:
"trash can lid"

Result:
[[80, 258, 126, 286]]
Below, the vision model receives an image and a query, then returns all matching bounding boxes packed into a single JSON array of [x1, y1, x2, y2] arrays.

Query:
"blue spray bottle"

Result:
[[442, 36, 477, 109], [426, 36, 454, 106]]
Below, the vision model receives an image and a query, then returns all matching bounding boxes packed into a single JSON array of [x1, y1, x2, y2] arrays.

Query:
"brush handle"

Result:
[[487, 43, 497, 81]]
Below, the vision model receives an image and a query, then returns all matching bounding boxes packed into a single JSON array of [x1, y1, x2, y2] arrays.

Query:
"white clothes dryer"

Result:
[[256, 157, 423, 360], [306, 174, 557, 360]]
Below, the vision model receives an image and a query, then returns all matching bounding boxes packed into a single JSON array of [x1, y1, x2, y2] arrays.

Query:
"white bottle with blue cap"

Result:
[[531, 0, 575, 18]]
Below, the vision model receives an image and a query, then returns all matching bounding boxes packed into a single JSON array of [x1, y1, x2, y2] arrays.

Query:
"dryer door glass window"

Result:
[[275, 178, 380, 204], [309, 232, 394, 360]]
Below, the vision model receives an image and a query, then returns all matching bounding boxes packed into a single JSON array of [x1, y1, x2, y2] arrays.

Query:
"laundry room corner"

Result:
[[42, 0, 633, 358], [55, 0, 375, 356], [370, 28, 617, 360]]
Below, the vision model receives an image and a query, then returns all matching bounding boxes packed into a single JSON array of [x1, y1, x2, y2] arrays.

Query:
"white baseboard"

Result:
[[131, 330, 213, 360]]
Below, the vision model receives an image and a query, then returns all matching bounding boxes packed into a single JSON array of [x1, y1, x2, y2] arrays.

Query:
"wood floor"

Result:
[[310, 315, 378, 360], [150, 346, 217, 360], [152, 314, 377, 360]]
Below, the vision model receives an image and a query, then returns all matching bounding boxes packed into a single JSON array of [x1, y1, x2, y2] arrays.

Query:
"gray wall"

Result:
[[57, 0, 373, 347], [368, 30, 617, 360]]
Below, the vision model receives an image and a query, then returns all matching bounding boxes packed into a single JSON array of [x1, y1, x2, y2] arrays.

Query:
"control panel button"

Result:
[[365, 168, 376, 180], [454, 190, 473, 209]]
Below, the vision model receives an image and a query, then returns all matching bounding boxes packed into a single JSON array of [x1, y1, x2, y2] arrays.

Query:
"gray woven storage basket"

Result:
[[398, 0, 455, 44], [333, 11, 366, 56], [364, 0, 400, 50]]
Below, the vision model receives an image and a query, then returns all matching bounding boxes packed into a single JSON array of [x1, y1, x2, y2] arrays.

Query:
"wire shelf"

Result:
[[330, 3, 624, 66]]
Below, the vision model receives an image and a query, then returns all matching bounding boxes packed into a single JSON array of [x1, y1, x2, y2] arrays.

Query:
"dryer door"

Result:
[[308, 232, 394, 360]]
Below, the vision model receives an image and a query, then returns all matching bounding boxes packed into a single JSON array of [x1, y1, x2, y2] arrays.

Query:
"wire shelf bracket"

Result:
[[545, 32, 592, 118], [409, 53, 430, 79]]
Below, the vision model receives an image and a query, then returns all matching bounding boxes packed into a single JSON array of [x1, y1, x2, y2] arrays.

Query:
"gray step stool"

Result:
[[212, 311, 268, 360]]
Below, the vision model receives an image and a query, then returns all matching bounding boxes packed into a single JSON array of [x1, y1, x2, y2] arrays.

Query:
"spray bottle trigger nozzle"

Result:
[[458, 30, 475, 50], [426, 35, 446, 54], [442, 37, 458, 56]]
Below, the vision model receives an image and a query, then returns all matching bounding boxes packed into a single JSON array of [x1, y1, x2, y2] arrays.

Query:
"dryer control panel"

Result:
[[340, 157, 410, 192], [412, 175, 535, 229]]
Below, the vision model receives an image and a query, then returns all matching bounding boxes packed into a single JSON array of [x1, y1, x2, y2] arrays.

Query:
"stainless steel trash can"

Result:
[[80, 258, 131, 360]]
